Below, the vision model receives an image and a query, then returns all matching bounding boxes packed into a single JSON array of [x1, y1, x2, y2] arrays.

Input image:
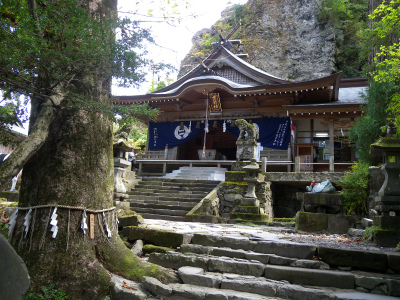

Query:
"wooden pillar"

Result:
[[138, 161, 143, 176], [163, 144, 168, 175], [329, 119, 334, 157], [262, 157, 267, 174], [329, 156, 335, 173], [295, 156, 300, 173]]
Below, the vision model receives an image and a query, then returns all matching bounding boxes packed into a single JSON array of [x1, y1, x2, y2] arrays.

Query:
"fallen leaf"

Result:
[[122, 281, 136, 291]]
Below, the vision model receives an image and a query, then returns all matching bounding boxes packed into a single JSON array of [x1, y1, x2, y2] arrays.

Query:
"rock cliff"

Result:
[[179, 0, 335, 82]]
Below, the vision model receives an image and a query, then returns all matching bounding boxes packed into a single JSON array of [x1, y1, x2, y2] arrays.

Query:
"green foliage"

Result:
[[363, 225, 380, 241], [128, 122, 148, 150], [349, 79, 400, 163], [320, 0, 369, 77], [0, 0, 167, 129], [23, 285, 68, 300], [366, 0, 400, 130], [340, 162, 370, 216], [147, 73, 174, 93]]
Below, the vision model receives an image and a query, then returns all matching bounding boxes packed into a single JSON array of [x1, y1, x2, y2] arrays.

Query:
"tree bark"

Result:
[[8, 1, 175, 299], [0, 93, 63, 191]]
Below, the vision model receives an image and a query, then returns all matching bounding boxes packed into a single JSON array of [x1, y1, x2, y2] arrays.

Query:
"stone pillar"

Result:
[[236, 140, 258, 161]]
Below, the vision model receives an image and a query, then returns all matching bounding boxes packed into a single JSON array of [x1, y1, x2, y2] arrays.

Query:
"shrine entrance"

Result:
[[178, 123, 237, 160]]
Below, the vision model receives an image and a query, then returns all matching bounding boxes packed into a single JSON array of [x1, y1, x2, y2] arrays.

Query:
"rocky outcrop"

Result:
[[179, 0, 335, 82]]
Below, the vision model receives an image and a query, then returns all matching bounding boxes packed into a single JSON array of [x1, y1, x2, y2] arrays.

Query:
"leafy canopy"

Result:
[[367, 0, 400, 129], [0, 0, 168, 136]]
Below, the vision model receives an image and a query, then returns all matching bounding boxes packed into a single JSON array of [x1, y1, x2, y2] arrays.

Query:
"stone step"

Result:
[[130, 199, 198, 207], [128, 188, 209, 195], [130, 203, 193, 211], [190, 233, 316, 259], [175, 267, 400, 300], [128, 195, 202, 203], [137, 213, 188, 222], [163, 174, 225, 181], [127, 193, 208, 200], [139, 177, 217, 184], [179, 244, 329, 269], [178, 167, 228, 171], [165, 171, 226, 177], [142, 276, 279, 300], [131, 207, 189, 216], [148, 251, 400, 295], [133, 184, 216, 192], [176, 266, 335, 300]]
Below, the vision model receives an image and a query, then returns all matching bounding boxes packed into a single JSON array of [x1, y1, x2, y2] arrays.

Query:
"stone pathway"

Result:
[[112, 219, 400, 300], [140, 219, 394, 252]]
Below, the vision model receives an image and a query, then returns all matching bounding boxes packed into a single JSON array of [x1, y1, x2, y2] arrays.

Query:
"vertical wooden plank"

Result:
[[89, 214, 95, 239]]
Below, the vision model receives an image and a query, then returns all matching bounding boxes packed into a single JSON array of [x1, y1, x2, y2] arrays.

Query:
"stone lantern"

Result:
[[242, 159, 262, 206], [113, 128, 133, 206], [369, 123, 400, 246], [371, 122, 400, 216]]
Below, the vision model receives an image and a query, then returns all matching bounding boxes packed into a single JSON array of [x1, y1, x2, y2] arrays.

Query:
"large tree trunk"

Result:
[[8, 1, 175, 299]]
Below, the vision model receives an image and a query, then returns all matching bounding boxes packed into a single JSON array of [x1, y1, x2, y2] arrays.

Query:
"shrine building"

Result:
[[114, 29, 367, 174]]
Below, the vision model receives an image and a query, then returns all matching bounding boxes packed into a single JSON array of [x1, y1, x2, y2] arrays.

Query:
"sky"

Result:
[[11, 0, 248, 135], [114, 0, 248, 95]]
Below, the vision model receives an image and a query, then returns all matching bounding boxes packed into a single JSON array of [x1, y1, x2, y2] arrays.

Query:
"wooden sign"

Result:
[[89, 214, 95, 239]]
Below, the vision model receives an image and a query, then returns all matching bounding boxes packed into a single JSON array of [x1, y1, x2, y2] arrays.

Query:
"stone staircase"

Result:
[[139, 233, 400, 300], [127, 178, 219, 221], [163, 167, 227, 181]]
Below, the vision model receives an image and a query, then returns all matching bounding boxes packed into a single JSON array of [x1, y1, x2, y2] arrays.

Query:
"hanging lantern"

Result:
[[196, 121, 201, 129], [213, 120, 218, 128], [179, 122, 184, 130], [231, 120, 235, 127]]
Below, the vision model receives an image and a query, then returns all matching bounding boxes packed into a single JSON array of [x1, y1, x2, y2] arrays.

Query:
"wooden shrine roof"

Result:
[[114, 44, 362, 122]]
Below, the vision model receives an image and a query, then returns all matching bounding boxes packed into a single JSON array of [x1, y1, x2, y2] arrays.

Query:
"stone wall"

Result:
[[179, 0, 335, 82], [218, 171, 272, 218]]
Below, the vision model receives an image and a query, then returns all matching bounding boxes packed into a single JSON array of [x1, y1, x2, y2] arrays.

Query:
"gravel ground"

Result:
[[141, 219, 399, 253]]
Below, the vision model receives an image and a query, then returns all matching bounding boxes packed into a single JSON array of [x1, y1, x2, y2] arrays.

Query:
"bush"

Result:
[[23, 285, 68, 300], [340, 162, 369, 216]]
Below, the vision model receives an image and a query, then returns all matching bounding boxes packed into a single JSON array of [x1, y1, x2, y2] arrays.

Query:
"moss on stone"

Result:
[[231, 212, 269, 221], [123, 240, 132, 249], [237, 206, 260, 214], [223, 181, 247, 186], [96, 236, 177, 283], [122, 226, 190, 248], [296, 212, 328, 232], [273, 218, 296, 223], [0, 199, 18, 207], [142, 244, 175, 254]]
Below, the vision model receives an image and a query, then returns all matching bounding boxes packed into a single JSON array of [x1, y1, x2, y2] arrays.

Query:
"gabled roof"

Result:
[[153, 45, 289, 95]]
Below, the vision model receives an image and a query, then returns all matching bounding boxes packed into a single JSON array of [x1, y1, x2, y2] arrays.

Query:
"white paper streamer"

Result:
[[205, 122, 209, 133], [50, 207, 58, 238], [115, 215, 119, 228], [8, 209, 18, 237], [102, 212, 112, 238], [81, 210, 88, 235], [189, 121, 192, 133], [23, 209, 32, 238], [223, 120, 226, 132]]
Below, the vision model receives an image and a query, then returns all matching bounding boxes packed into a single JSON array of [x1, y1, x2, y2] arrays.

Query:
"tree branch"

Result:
[[0, 89, 65, 191]]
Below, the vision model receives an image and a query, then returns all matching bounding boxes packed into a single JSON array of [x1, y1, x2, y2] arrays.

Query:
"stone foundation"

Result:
[[296, 212, 355, 234]]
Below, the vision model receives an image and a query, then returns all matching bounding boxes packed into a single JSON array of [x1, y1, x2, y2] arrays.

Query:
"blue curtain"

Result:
[[148, 121, 205, 150], [219, 117, 290, 150], [148, 117, 290, 150]]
